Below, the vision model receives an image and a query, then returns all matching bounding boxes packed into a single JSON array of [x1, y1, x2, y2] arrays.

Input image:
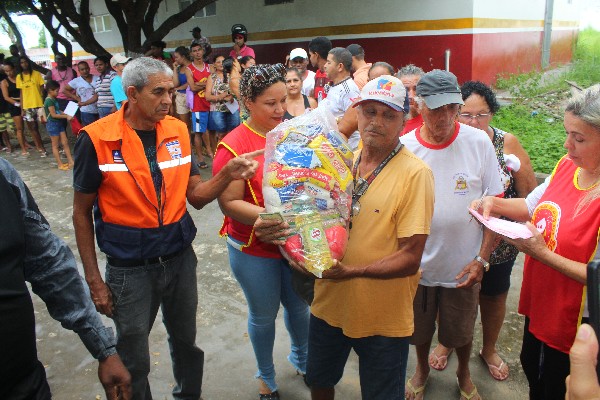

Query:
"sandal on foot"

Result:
[[479, 350, 509, 381], [429, 344, 453, 371], [405, 377, 427, 400], [58, 164, 70, 171], [457, 379, 481, 400]]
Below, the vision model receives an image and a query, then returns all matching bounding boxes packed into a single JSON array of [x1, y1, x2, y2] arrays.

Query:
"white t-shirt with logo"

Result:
[[318, 77, 360, 119], [67, 75, 100, 114], [402, 122, 504, 287]]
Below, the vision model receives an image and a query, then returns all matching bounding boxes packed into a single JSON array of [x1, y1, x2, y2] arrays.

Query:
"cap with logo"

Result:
[[110, 53, 132, 68], [289, 48, 308, 60], [352, 75, 408, 113], [416, 69, 464, 110]]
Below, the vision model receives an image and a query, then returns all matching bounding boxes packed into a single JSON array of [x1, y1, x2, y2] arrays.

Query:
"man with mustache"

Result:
[[72, 56, 262, 400], [255, 75, 434, 399]]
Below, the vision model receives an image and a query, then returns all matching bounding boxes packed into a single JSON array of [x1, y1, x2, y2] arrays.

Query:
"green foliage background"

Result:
[[493, 28, 600, 174]]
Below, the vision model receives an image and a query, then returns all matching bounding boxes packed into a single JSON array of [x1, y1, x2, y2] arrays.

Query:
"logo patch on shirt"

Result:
[[453, 173, 469, 195], [112, 150, 123, 163], [165, 140, 182, 159]]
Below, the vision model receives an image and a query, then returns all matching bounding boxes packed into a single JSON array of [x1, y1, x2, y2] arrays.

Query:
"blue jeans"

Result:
[[106, 246, 204, 400], [227, 242, 310, 392], [80, 112, 99, 126], [98, 106, 114, 119], [306, 315, 410, 400]]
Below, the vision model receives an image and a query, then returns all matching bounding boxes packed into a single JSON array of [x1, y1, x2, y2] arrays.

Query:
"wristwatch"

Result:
[[474, 255, 490, 272]]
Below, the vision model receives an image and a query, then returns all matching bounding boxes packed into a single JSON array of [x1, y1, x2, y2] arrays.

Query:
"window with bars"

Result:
[[91, 15, 112, 33]]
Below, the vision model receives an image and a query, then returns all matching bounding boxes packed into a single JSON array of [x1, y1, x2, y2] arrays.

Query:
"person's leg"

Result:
[[199, 111, 213, 159], [59, 131, 74, 167], [306, 315, 353, 400], [355, 336, 409, 400], [406, 285, 438, 400], [539, 339, 570, 400], [160, 247, 204, 400], [24, 110, 45, 153], [279, 262, 310, 374], [479, 258, 514, 380], [438, 285, 481, 399], [105, 262, 162, 400], [191, 112, 206, 166], [520, 317, 544, 400], [14, 114, 29, 154], [227, 243, 285, 393], [50, 134, 63, 168]]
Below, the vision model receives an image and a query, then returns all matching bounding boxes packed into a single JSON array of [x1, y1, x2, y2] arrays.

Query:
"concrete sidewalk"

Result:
[[3, 144, 529, 399]]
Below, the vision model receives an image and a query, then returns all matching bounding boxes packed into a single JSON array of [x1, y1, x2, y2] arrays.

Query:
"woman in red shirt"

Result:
[[212, 64, 309, 400]]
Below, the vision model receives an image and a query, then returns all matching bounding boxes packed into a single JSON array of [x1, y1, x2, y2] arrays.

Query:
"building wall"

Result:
[[57, 0, 579, 85]]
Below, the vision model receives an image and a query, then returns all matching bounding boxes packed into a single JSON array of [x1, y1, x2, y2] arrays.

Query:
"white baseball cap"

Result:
[[289, 48, 308, 60], [352, 75, 408, 113], [110, 53, 132, 68]]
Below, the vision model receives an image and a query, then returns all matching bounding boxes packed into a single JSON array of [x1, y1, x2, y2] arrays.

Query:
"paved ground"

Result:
[[3, 133, 530, 399]]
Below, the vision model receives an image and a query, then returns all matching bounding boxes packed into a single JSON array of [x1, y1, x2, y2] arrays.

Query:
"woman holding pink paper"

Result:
[[473, 84, 600, 400]]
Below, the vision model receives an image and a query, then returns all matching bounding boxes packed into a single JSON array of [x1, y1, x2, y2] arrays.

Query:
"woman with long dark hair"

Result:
[[15, 56, 46, 156]]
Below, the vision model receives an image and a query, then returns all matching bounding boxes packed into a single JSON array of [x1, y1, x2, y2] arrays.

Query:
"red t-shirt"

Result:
[[519, 156, 600, 353], [188, 62, 210, 112], [314, 69, 330, 104], [213, 123, 281, 258], [401, 114, 423, 136]]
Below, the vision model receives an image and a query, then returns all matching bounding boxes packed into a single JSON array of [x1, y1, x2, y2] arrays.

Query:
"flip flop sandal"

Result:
[[479, 350, 509, 381], [429, 345, 453, 371], [405, 377, 427, 400], [457, 378, 481, 400]]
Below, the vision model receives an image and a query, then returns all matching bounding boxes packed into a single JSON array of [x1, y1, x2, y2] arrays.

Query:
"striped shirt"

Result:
[[95, 71, 116, 108]]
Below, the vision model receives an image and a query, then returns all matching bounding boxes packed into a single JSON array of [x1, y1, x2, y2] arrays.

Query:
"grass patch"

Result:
[[492, 28, 600, 173], [494, 105, 565, 174]]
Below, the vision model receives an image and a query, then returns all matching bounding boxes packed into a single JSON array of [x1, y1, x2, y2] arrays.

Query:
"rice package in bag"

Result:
[[263, 107, 353, 277]]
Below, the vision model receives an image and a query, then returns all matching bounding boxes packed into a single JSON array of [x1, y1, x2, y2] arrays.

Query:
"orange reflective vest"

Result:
[[85, 106, 196, 259]]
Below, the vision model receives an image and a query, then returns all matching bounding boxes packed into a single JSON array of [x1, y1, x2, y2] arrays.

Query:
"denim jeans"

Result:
[[306, 315, 410, 400], [227, 242, 310, 392], [79, 112, 99, 126], [98, 106, 114, 119], [106, 246, 204, 400]]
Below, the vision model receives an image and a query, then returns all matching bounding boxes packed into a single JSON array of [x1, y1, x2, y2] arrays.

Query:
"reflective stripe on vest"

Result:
[[99, 155, 191, 173]]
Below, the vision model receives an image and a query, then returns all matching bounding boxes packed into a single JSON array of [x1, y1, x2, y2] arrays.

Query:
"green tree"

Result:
[[37, 26, 47, 48]]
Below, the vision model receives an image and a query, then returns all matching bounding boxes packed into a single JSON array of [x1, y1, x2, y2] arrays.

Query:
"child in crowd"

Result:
[[44, 80, 74, 170]]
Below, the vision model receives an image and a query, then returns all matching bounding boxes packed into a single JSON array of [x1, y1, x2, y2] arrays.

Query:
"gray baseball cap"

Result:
[[416, 69, 464, 109]]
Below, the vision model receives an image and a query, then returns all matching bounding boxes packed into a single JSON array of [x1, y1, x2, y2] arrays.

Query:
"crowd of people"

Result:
[[1, 24, 600, 400]]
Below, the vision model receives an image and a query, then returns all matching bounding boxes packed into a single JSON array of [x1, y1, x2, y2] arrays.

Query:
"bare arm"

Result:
[[184, 67, 206, 93], [456, 226, 496, 288], [72, 191, 114, 317], [186, 149, 263, 209], [504, 132, 538, 198], [474, 196, 531, 222], [322, 234, 428, 280], [48, 104, 72, 120], [229, 77, 241, 100], [62, 83, 79, 102], [337, 106, 358, 139], [217, 179, 264, 226], [81, 93, 99, 107], [308, 96, 317, 109], [505, 223, 588, 284]]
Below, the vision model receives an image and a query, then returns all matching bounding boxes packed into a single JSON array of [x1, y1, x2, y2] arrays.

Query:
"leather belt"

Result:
[[107, 247, 187, 268]]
